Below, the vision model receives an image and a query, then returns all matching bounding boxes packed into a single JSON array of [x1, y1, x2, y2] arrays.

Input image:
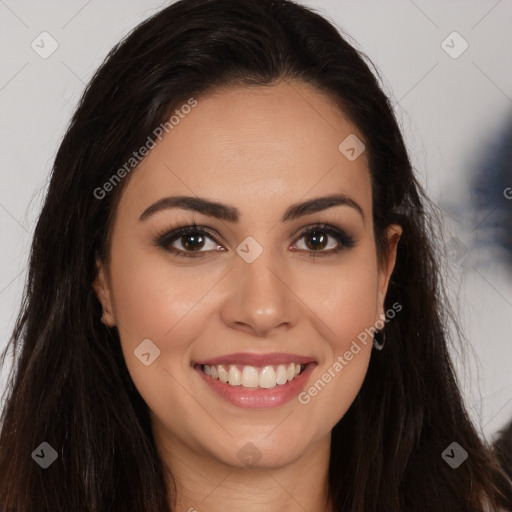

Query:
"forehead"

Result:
[[117, 81, 371, 222]]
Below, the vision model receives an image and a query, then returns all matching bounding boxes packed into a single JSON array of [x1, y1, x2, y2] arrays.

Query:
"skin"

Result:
[[94, 80, 401, 512]]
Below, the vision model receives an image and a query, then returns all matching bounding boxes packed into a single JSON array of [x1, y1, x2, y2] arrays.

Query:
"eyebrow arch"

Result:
[[138, 193, 364, 223]]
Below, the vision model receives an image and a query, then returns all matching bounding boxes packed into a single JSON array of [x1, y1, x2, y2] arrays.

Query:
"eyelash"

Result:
[[154, 221, 356, 259]]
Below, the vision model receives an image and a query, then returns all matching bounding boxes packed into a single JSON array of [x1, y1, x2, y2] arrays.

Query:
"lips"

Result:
[[195, 360, 317, 409], [192, 352, 317, 406]]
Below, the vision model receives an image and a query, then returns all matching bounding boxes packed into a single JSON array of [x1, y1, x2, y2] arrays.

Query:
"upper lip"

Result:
[[194, 352, 316, 367]]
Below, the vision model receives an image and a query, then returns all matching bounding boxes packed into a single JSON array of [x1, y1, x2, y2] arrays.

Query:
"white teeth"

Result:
[[202, 363, 306, 388], [218, 364, 229, 383], [259, 366, 277, 389], [228, 365, 241, 386], [276, 365, 288, 385], [241, 366, 259, 388]]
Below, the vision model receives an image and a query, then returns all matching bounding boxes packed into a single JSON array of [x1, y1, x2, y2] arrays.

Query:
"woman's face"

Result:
[[94, 81, 400, 470]]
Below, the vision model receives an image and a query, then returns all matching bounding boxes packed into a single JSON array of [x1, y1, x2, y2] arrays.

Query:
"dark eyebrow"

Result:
[[138, 193, 364, 223]]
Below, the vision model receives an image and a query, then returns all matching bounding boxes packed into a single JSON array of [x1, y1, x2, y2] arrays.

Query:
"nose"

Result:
[[220, 248, 300, 338]]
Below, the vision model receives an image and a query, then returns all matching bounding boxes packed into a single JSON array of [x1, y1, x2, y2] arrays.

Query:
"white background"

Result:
[[1, 0, 511, 442]]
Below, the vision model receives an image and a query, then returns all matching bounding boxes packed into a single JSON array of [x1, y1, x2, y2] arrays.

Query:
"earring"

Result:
[[373, 330, 385, 350]]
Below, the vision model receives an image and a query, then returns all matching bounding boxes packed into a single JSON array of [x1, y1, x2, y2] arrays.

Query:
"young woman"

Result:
[[0, 0, 510, 510]]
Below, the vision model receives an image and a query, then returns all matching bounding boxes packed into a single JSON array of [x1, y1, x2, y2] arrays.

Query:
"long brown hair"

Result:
[[494, 419, 512, 505], [1, 0, 511, 510]]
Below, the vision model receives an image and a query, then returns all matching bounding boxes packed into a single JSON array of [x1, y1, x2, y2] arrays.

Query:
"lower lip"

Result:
[[195, 364, 316, 409]]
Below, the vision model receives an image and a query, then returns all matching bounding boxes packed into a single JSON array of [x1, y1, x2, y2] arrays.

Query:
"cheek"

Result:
[[309, 247, 380, 348], [108, 243, 208, 341], [296, 249, 378, 424], [107, 245, 207, 428]]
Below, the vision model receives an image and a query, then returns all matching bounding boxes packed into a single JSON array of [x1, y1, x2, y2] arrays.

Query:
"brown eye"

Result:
[[293, 224, 356, 258], [180, 232, 206, 251], [303, 229, 329, 251], [156, 225, 223, 258], [155, 222, 355, 259]]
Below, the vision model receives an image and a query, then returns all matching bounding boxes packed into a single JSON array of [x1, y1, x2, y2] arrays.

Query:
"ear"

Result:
[[375, 224, 402, 323], [92, 259, 116, 327]]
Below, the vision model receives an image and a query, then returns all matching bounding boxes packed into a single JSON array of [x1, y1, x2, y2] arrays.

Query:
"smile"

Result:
[[201, 363, 306, 389], [193, 352, 317, 408]]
